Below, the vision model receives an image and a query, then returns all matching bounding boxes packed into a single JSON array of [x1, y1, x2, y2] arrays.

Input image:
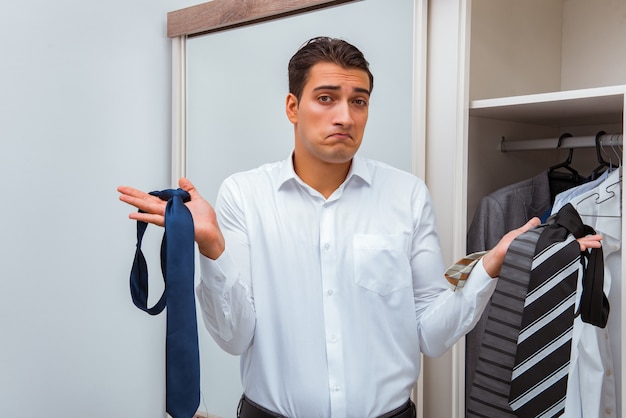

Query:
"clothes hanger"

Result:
[[590, 131, 612, 180], [548, 133, 582, 182], [608, 134, 622, 167], [573, 172, 622, 217], [547, 133, 585, 203]]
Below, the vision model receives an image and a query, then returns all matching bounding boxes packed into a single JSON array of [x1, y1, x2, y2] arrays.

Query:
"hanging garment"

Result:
[[551, 169, 610, 215], [560, 168, 622, 417], [467, 170, 552, 253]]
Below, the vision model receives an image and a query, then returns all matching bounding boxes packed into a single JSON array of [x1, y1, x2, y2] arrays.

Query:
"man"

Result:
[[118, 37, 601, 418]]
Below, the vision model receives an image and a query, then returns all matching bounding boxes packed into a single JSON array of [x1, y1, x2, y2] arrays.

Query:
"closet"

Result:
[[464, 0, 625, 417]]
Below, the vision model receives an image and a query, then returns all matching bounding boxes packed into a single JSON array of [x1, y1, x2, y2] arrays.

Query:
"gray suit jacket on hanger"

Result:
[[467, 170, 552, 253]]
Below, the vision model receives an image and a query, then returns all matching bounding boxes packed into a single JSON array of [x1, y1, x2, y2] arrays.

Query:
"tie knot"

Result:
[[553, 203, 586, 238], [149, 188, 191, 203]]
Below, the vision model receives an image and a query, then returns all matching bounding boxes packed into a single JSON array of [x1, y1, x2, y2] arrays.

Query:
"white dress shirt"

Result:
[[551, 169, 610, 214], [196, 153, 496, 417], [561, 167, 622, 418]]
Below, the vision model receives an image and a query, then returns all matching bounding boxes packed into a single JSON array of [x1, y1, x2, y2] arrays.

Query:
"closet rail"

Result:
[[500, 133, 623, 152]]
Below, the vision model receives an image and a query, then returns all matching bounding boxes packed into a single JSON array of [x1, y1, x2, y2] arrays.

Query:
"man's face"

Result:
[[286, 62, 370, 166]]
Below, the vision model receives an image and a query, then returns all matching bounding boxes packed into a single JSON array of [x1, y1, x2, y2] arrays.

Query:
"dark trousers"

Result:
[[237, 395, 416, 418]]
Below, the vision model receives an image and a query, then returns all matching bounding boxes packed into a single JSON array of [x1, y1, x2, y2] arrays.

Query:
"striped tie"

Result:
[[507, 209, 581, 417]]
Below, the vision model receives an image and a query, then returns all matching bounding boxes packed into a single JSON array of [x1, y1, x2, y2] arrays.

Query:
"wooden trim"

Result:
[[168, 0, 359, 38]]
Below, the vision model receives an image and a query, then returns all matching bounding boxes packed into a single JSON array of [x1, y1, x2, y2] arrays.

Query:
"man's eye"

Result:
[[318, 95, 332, 103], [354, 99, 368, 106]]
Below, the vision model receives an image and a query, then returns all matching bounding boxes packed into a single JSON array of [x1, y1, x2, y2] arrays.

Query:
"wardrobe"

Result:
[[423, 0, 625, 417], [167, 0, 624, 416]]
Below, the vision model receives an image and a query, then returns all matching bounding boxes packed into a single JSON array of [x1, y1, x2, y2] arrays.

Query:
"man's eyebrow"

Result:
[[313, 85, 371, 96]]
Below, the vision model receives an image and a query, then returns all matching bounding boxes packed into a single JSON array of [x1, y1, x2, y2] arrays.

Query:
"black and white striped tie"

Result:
[[507, 233, 579, 417]]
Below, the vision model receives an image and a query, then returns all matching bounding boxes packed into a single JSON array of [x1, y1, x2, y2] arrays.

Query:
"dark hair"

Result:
[[288, 36, 374, 101]]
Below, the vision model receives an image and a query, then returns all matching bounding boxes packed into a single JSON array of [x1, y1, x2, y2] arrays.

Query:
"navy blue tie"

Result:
[[129, 188, 200, 418]]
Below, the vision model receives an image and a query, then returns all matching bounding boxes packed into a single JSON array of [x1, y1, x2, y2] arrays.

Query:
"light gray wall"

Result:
[[0, 0, 195, 416], [0, 0, 417, 416]]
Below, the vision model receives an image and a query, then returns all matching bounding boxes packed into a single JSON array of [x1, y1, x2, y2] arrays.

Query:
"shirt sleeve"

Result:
[[411, 185, 497, 358], [196, 177, 256, 355], [419, 259, 496, 358]]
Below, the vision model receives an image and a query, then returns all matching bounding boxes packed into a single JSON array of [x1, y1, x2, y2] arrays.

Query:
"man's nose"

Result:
[[333, 101, 354, 126]]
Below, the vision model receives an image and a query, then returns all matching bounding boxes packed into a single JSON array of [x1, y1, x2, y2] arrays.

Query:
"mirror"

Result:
[[169, 0, 426, 415]]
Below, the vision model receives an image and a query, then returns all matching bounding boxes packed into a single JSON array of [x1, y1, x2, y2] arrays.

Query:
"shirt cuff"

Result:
[[445, 251, 489, 291], [198, 247, 240, 291]]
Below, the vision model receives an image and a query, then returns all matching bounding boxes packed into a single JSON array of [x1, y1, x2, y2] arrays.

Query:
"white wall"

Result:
[[0, 0, 196, 416]]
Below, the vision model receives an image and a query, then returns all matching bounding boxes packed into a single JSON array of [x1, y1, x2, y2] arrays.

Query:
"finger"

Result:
[[179, 177, 200, 197], [520, 217, 541, 231], [118, 185, 152, 206], [577, 234, 603, 251], [179, 177, 193, 190], [503, 217, 541, 243], [179, 177, 208, 204], [129, 211, 165, 227], [579, 241, 602, 251], [584, 234, 603, 241], [118, 186, 166, 216], [117, 185, 151, 199]]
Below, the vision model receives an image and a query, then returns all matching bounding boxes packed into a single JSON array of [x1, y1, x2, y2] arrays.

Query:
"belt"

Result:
[[237, 395, 416, 418]]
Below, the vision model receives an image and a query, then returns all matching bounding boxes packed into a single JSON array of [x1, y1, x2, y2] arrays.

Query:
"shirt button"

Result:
[[606, 369, 612, 377], [333, 385, 340, 392], [330, 335, 337, 343], [605, 407, 613, 415], [323, 243, 330, 251], [327, 289, 334, 296]]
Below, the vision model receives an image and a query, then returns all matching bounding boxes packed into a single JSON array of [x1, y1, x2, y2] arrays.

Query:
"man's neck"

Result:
[[293, 154, 352, 199]]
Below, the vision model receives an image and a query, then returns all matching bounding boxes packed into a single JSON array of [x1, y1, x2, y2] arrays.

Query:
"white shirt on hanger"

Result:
[[559, 168, 622, 417], [551, 169, 610, 215]]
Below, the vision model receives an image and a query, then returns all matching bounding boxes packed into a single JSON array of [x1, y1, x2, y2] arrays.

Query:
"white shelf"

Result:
[[469, 85, 626, 126]]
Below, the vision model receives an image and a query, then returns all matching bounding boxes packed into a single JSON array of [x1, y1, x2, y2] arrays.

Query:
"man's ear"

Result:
[[285, 93, 298, 124]]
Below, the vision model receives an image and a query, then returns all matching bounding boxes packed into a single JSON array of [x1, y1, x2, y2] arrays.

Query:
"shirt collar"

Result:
[[276, 151, 297, 190], [348, 155, 373, 186], [277, 151, 373, 192]]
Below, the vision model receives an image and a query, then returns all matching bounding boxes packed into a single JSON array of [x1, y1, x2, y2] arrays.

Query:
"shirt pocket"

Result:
[[353, 233, 412, 296]]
